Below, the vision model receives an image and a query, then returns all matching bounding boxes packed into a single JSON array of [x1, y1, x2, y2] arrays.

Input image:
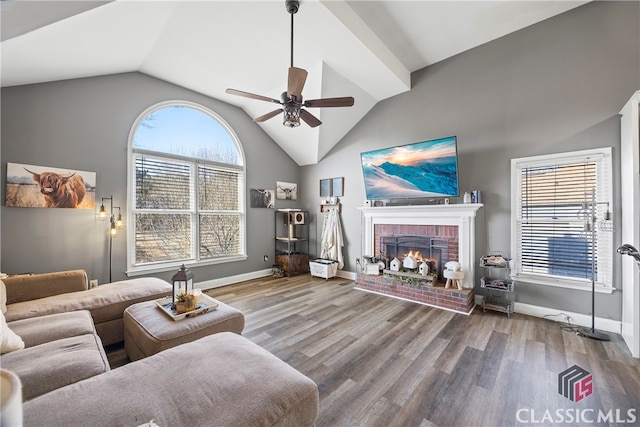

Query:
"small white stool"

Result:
[[444, 270, 464, 290]]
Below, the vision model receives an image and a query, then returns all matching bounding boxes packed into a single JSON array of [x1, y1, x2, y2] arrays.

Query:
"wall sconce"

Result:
[[98, 195, 124, 283]]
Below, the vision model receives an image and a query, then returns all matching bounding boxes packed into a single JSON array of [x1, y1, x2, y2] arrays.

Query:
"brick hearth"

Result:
[[355, 272, 475, 315]]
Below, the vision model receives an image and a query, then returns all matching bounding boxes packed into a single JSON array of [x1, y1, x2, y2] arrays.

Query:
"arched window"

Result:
[[128, 101, 246, 274]]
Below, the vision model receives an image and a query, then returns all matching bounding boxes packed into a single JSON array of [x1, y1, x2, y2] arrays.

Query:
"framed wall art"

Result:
[[320, 179, 331, 197], [250, 189, 275, 208], [332, 177, 344, 197], [5, 162, 96, 209], [276, 181, 297, 200]]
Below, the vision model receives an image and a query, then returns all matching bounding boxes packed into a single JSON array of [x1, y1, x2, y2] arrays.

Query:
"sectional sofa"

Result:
[[0, 270, 319, 426]]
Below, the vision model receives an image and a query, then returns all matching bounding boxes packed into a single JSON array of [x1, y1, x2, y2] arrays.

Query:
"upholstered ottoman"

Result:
[[124, 297, 245, 361], [24, 332, 319, 427]]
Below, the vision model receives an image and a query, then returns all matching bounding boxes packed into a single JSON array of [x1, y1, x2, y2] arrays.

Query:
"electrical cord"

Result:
[[543, 312, 579, 333]]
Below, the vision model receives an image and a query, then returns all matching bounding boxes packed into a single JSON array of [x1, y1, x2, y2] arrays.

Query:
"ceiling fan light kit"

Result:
[[226, 0, 354, 128]]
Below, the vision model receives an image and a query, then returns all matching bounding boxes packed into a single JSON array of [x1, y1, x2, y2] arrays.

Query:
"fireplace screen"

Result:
[[374, 224, 458, 281]]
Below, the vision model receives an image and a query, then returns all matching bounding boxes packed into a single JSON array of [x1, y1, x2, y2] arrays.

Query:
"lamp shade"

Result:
[[171, 264, 194, 303]]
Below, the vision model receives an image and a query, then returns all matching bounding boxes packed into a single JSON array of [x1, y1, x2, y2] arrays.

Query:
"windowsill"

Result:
[[512, 273, 616, 294], [126, 255, 248, 277]]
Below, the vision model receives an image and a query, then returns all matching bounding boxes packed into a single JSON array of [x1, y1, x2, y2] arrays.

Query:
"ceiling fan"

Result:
[[225, 0, 355, 128]]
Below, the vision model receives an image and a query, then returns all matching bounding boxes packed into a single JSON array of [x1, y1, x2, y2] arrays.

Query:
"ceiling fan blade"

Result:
[[287, 67, 308, 99], [300, 109, 322, 128], [303, 97, 355, 108], [254, 109, 283, 123], [226, 88, 281, 104]]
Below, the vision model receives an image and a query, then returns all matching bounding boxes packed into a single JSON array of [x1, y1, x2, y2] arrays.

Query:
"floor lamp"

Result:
[[577, 190, 612, 341], [98, 196, 124, 283]]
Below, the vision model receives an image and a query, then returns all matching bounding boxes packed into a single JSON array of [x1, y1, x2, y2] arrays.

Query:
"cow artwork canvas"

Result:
[[276, 181, 298, 200], [250, 189, 275, 208], [5, 163, 96, 209]]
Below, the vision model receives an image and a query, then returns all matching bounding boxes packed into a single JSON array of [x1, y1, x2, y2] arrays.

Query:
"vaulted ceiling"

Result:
[[1, 0, 588, 165]]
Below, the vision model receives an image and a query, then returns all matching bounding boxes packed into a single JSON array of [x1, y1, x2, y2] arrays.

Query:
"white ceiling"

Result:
[[1, 0, 588, 165]]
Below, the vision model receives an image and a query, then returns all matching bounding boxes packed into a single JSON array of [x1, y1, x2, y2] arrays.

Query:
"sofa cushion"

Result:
[[24, 332, 319, 427], [3, 270, 88, 304], [0, 279, 7, 313], [2, 334, 110, 401], [0, 311, 24, 354], [8, 310, 96, 348], [4, 277, 171, 324]]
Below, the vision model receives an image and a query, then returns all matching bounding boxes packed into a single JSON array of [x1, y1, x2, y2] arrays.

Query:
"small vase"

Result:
[[463, 192, 472, 203]]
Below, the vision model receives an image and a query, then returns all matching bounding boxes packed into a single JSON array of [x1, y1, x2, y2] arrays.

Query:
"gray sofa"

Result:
[[3, 310, 109, 401], [3, 270, 172, 346], [23, 332, 320, 427], [1, 271, 320, 426]]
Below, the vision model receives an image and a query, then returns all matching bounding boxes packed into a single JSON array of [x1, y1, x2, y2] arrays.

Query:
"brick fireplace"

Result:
[[355, 204, 482, 314]]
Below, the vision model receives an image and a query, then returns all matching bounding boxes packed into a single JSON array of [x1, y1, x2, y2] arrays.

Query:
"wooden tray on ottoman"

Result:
[[155, 293, 219, 321]]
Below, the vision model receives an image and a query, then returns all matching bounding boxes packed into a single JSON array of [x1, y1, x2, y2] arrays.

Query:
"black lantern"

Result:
[[171, 264, 194, 303]]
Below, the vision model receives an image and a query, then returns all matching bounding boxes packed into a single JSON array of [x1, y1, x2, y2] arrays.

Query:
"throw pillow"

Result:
[[0, 311, 24, 354], [0, 279, 6, 314]]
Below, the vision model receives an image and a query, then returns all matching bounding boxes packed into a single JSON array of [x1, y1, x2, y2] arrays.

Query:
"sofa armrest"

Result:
[[4, 270, 89, 304]]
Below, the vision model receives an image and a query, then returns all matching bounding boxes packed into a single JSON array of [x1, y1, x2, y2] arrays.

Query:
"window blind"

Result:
[[513, 149, 612, 288]]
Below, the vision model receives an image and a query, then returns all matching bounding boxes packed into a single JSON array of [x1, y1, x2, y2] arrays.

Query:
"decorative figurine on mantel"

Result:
[[390, 257, 401, 272], [363, 255, 380, 275], [444, 261, 464, 290], [419, 262, 429, 276], [403, 254, 418, 269]]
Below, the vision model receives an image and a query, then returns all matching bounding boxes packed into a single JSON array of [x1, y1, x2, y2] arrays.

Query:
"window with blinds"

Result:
[[511, 148, 613, 290], [129, 102, 245, 272]]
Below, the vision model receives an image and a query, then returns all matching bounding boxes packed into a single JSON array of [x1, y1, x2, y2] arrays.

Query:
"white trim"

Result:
[[511, 273, 616, 294], [358, 203, 482, 289], [126, 100, 247, 273], [513, 301, 621, 334], [619, 90, 640, 358], [126, 255, 248, 277], [195, 269, 355, 291], [337, 270, 356, 280], [195, 268, 272, 290], [510, 147, 614, 289]]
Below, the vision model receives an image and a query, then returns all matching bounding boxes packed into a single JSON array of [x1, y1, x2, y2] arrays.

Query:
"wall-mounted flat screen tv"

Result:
[[360, 136, 460, 200]]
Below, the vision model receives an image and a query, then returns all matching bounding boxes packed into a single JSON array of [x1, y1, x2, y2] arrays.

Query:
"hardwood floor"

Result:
[[206, 276, 640, 427]]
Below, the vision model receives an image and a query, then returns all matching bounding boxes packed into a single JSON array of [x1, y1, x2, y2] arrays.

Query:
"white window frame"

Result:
[[510, 147, 614, 294], [126, 101, 247, 276]]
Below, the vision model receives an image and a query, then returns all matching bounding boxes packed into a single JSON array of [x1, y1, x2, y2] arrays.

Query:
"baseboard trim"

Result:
[[196, 269, 272, 290], [337, 270, 356, 280], [514, 301, 621, 334]]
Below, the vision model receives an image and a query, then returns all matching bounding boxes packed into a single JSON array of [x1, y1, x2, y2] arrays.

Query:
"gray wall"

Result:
[[1, 2, 638, 321], [1, 72, 300, 284], [300, 1, 639, 321]]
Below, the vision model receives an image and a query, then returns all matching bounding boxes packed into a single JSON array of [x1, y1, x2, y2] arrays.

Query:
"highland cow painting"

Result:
[[5, 163, 96, 209]]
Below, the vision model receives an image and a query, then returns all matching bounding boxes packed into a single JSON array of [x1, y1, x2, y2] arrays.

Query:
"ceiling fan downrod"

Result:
[[286, 0, 299, 68]]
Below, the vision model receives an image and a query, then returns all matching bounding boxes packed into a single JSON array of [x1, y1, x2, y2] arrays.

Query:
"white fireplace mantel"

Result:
[[358, 204, 483, 289]]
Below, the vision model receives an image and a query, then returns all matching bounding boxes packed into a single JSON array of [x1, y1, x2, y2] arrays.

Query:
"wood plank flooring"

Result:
[[205, 276, 640, 427]]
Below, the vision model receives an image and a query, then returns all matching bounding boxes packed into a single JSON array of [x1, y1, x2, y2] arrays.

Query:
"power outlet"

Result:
[[89, 279, 98, 288], [263, 255, 269, 262]]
